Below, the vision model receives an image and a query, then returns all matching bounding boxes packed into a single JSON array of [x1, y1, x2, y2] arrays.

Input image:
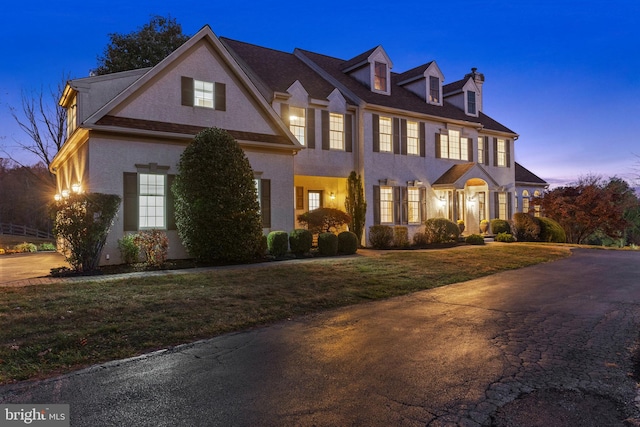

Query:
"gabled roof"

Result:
[[515, 162, 548, 186], [341, 46, 379, 72], [432, 163, 500, 189], [443, 78, 468, 95], [396, 61, 435, 84]]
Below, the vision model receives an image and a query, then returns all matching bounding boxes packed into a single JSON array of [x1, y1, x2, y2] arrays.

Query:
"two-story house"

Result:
[[51, 25, 543, 264]]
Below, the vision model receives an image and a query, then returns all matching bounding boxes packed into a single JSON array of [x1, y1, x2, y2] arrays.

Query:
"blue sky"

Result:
[[1, 0, 638, 186]]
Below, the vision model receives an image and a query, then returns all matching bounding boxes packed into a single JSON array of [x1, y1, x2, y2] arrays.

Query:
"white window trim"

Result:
[[194, 79, 214, 109], [380, 186, 393, 224], [329, 112, 345, 150], [139, 173, 166, 229], [379, 116, 392, 153], [407, 121, 419, 156]]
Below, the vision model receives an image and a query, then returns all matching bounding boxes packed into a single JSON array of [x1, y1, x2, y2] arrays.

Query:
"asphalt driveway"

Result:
[[0, 252, 68, 284], [1, 249, 640, 426]]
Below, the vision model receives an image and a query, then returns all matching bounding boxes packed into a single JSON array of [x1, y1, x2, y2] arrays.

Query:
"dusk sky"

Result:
[[1, 0, 638, 187]]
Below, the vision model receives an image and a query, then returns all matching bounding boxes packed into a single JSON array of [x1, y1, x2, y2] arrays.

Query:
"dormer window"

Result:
[[374, 62, 387, 92], [467, 91, 477, 115], [429, 76, 440, 104]]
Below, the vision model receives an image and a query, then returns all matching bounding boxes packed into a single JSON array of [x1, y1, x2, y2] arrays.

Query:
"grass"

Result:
[[0, 243, 570, 384]]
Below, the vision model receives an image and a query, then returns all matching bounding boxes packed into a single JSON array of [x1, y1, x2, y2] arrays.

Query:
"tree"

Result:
[[172, 128, 263, 263], [345, 171, 367, 245], [297, 208, 351, 234], [94, 15, 190, 75], [533, 175, 639, 244], [0, 161, 53, 231]]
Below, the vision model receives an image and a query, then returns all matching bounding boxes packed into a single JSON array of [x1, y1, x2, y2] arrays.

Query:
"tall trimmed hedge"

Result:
[[172, 128, 263, 263]]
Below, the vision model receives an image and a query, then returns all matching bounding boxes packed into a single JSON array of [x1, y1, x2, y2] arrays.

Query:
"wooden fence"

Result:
[[0, 223, 53, 239]]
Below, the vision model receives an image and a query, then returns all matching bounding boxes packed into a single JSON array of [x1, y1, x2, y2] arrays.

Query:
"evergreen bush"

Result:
[[412, 231, 429, 247], [117, 234, 140, 264], [338, 231, 358, 254], [423, 218, 460, 243], [465, 234, 485, 245], [345, 171, 366, 245], [495, 232, 515, 243], [490, 219, 511, 235], [289, 229, 313, 257], [512, 213, 541, 242], [318, 232, 338, 256], [538, 217, 567, 243], [14, 242, 37, 253], [267, 231, 289, 258], [369, 225, 393, 249], [393, 226, 410, 248]]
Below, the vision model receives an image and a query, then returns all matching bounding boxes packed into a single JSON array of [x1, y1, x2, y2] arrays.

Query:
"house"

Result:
[[51, 25, 542, 264], [515, 162, 549, 216]]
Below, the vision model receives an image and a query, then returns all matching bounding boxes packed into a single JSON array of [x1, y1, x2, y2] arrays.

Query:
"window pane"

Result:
[[380, 187, 393, 223], [478, 137, 484, 164], [467, 91, 476, 114], [449, 130, 460, 160], [139, 173, 166, 229], [194, 79, 214, 108], [498, 192, 507, 220], [460, 137, 468, 161], [374, 62, 387, 91], [429, 76, 440, 103], [440, 134, 449, 158], [407, 121, 419, 155], [308, 191, 321, 211], [289, 107, 305, 145], [407, 187, 420, 223], [379, 116, 392, 152], [497, 139, 506, 166], [329, 113, 344, 150]]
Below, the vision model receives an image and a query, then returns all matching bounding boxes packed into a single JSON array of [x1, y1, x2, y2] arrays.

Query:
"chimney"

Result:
[[466, 67, 485, 112]]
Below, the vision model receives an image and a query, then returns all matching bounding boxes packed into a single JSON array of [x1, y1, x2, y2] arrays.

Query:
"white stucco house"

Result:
[[51, 25, 546, 264]]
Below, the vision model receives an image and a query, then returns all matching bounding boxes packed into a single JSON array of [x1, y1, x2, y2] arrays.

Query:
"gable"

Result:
[[433, 163, 499, 189]]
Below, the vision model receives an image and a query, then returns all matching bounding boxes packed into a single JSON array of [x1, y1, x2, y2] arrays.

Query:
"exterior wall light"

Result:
[[54, 194, 62, 201], [71, 183, 82, 193], [330, 192, 336, 200], [438, 197, 446, 207], [61, 189, 70, 198]]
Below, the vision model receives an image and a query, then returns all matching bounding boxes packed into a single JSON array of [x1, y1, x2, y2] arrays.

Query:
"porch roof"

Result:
[[432, 163, 499, 189]]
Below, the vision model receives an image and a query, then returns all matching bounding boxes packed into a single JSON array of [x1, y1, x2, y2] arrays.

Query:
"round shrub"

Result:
[[465, 234, 485, 245], [495, 232, 515, 243], [267, 231, 289, 258], [14, 242, 37, 253], [538, 217, 566, 243], [318, 232, 338, 256], [423, 218, 460, 244], [490, 219, 511, 235], [412, 230, 429, 246], [289, 229, 313, 257], [369, 225, 393, 249], [512, 213, 541, 242], [393, 226, 410, 248], [338, 231, 358, 255]]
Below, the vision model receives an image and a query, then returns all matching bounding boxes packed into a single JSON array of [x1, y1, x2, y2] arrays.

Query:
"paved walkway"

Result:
[[2, 249, 640, 426]]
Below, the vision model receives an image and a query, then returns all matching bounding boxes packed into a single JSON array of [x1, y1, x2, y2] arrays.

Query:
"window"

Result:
[[139, 173, 165, 229], [522, 190, 530, 213], [308, 190, 322, 211], [478, 137, 484, 164], [429, 76, 440, 104], [379, 116, 392, 152], [534, 191, 541, 217], [497, 138, 507, 167], [67, 102, 77, 138], [289, 107, 306, 145], [406, 121, 419, 155], [439, 130, 469, 161], [374, 62, 387, 91], [478, 192, 486, 221], [329, 113, 344, 150], [497, 192, 507, 220], [194, 79, 214, 108], [467, 91, 476, 115], [407, 187, 420, 223], [380, 187, 393, 223]]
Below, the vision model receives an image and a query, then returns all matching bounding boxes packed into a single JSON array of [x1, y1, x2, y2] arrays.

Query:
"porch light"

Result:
[[61, 189, 70, 199], [54, 194, 62, 201], [329, 192, 336, 200], [467, 196, 476, 205], [438, 197, 446, 207], [71, 182, 82, 193]]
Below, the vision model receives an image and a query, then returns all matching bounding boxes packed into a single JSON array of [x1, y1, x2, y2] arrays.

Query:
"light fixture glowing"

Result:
[[71, 182, 82, 193], [61, 189, 70, 198], [330, 192, 336, 200], [54, 194, 62, 201], [438, 197, 446, 207]]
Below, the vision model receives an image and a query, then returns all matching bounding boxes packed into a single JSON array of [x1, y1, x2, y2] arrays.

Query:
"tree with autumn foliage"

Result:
[[533, 175, 640, 244]]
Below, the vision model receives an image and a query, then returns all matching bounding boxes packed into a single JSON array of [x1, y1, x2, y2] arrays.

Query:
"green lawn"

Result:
[[0, 243, 570, 384]]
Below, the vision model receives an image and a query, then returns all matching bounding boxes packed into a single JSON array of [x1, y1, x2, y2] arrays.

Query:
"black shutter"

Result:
[[419, 122, 426, 157], [393, 117, 400, 154], [493, 137, 498, 166], [467, 138, 474, 162], [345, 114, 353, 152], [166, 174, 176, 230], [400, 119, 407, 155], [321, 110, 329, 150], [295, 186, 304, 210], [435, 133, 441, 158], [307, 108, 315, 148], [420, 187, 427, 223], [123, 172, 138, 231], [261, 179, 271, 228], [215, 82, 226, 111], [401, 186, 408, 224], [372, 114, 380, 152], [506, 139, 511, 168], [393, 187, 401, 225], [483, 137, 489, 165], [373, 185, 380, 225], [281, 104, 290, 126], [181, 77, 193, 106], [494, 192, 500, 220], [507, 192, 513, 219]]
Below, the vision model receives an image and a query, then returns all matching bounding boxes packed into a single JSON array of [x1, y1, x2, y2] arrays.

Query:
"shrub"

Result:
[[338, 231, 358, 255], [297, 207, 352, 234], [512, 213, 541, 242], [173, 128, 263, 263], [393, 226, 410, 248], [318, 232, 338, 256], [369, 225, 393, 249], [133, 230, 168, 268], [345, 171, 366, 244], [37, 243, 56, 252], [412, 231, 429, 247], [423, 218, 460, 244], [267, 231, 289, 258], [538, 217, 567, 243], [457, 220, 465, 234], [14, 242, 37, 253], [465, 234, 485, 245], [490, 219, 511, 235], [51, 192, 121, 272], [289, 229, 313, 257], [118, 234, 140, 265], [495, 232, 515, 243]]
